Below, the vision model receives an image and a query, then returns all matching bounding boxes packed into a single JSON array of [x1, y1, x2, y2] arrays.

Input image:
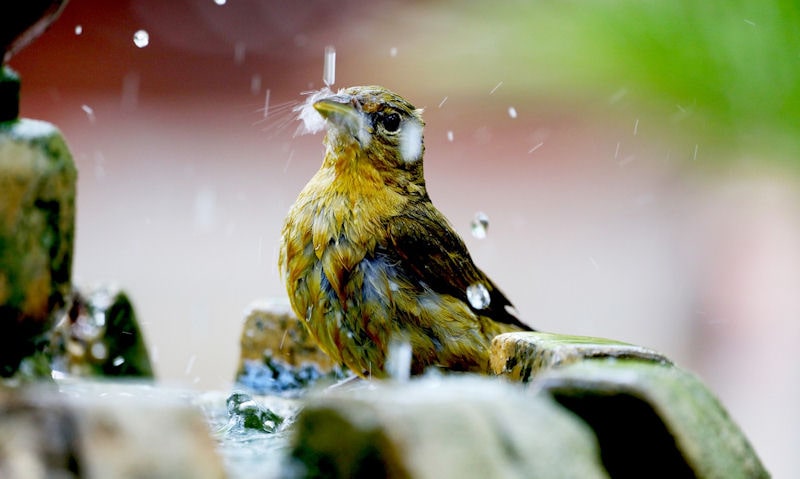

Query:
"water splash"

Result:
[[386, 335, 412, 382], [133, 30, 149, 48], [466, 283, 491, 310], [470, 211, 489, 239], [294, 87, 335, 136]]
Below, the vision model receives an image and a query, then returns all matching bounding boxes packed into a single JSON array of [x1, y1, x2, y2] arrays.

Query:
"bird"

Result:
[[279, 85, 532, 378]]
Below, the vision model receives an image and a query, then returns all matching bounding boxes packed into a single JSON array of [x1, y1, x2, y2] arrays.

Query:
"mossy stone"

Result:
[[0, 118, 76, 376]]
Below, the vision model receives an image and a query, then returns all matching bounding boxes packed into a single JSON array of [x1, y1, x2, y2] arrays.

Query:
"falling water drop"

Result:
[[389, 47, 398, 57], [214, 0, 227, 5], [466, 283, 491, 310], [470, 211, 489, 239], [250, 74, 261, 95], [90, 342, 108, 361], [234, 41, 246, 64], [81, 104, 95, 123], [323, 45, 336, 87], [74, 25, 83, 35], [133, 30, 149, 48], [508, 106, 518, 119], [446, 130, 454, 142], [386, 335, 412, 382]]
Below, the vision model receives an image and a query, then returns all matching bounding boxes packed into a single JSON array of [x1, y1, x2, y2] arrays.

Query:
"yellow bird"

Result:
[[279, 86, 532, 378]]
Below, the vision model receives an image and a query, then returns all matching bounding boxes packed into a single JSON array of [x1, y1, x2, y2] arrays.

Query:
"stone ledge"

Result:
[[0, 381, 225, 478], [535, 360, 769, 479], [490, 331, 670, 382], [288, 375, 608, 479]]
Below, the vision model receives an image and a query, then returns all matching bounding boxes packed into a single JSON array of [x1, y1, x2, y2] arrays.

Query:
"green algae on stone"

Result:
[[490, 332, 670, 382], [0, 117, 76, 377]]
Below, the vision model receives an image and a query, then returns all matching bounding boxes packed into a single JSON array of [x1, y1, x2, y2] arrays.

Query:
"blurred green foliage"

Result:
[[420, 0, 800, 166]]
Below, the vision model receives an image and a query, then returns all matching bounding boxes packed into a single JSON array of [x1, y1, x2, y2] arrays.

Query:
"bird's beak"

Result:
[[313, 95, 363, 136]]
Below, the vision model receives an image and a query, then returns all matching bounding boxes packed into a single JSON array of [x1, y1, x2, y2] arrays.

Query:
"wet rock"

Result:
[[536, 360, 769, 479], [51, 285, 154, 378], [287, 375, 608, 479], [0, 110, 77, 377], [236, 299, 347, 394], [0, 381, 226, 479], [490, 331, 670, 382]]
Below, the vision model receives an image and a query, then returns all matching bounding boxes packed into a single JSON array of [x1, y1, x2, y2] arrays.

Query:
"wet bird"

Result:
[[279, 86, 532, 378]]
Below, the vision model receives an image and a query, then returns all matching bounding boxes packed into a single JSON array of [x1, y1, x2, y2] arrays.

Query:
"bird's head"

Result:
[[313, 86, 426, 172]]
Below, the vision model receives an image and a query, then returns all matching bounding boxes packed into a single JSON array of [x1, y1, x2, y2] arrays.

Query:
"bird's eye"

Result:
[[380, 113, 401, 132]]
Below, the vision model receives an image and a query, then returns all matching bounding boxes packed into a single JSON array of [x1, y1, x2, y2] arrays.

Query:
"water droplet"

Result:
[[446, 130, 454, 142], [466, 283, 491, 310], [323, 45, 336, 87], [389, 47, 398, 57], [112, 356, 126, 367], [508, 106, 518, 119], [234, 41, 246, 64], [250, 74, 261, 95], [263, 88, 271, 118], [90, 342, 108, 361], [81, 104, 95, 123], [74, 25, 83, 35], [528, 142, 544, 154], [133, 29, 149, 48], [470, 211, 489, 239], [193, 188, 217, 232], [214, 0, 227, 4], [121, 72, 140, 111], [185, 354, 197, 375], [489, 81, 503, 95], [438, 96, 448, 108]]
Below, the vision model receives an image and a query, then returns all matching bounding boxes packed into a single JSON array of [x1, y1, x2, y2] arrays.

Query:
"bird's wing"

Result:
[[384, 199, 532, 331]]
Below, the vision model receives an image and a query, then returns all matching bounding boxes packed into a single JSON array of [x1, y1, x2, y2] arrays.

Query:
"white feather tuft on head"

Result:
[[399, 118, 423, 163]]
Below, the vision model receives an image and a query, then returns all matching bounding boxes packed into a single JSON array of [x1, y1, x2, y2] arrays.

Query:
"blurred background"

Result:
[[9, 0, 799, 475]]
